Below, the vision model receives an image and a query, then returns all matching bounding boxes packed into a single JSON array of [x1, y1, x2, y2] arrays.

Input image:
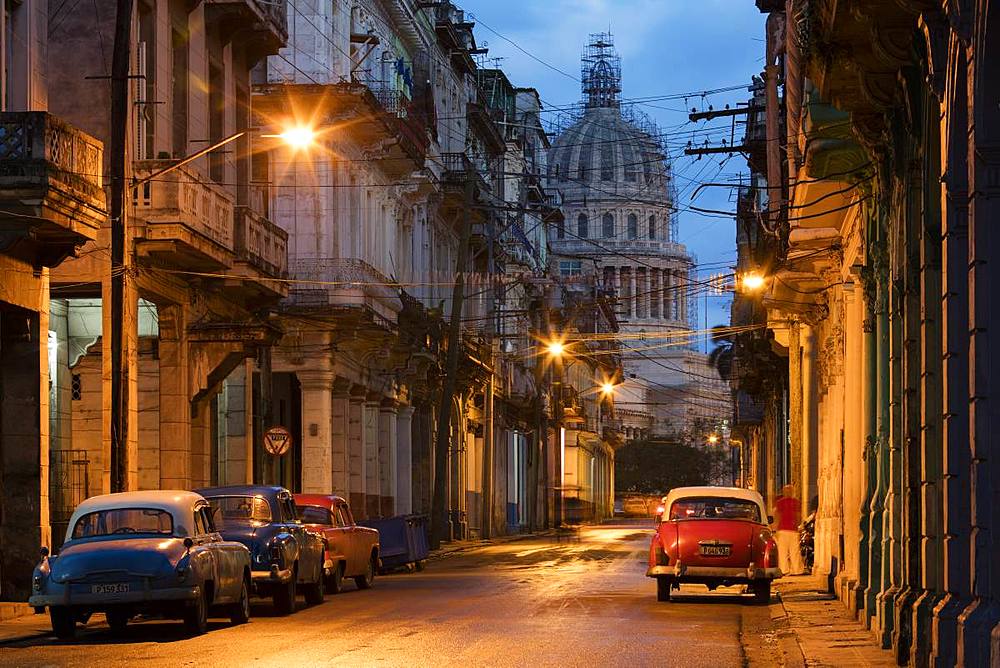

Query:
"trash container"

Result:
[[359, 514, 429, 572]]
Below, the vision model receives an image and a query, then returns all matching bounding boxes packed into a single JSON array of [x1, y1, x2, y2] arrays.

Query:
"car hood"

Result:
[[50, 537, 185, 581]]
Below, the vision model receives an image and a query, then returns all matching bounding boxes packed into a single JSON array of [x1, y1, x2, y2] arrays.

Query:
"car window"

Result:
[[200, 507, 216, 533], [206, 496, 271, 526], [337, 505, 353, 526], [193, 510, 208, 536], [71, 508, 174, 539], [668, 497, 761, 522], [297, 505, 334, 525], [281, 499, 299, 523]]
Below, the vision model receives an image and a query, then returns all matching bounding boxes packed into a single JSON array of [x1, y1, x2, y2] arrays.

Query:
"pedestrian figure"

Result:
[[774, 484, 804, 576]]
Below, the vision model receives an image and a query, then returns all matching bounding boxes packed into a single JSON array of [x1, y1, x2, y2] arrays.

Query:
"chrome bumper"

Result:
[[29, 584, 200, 609], [251, 567, 293, 584], [646, 563, 782, 579]]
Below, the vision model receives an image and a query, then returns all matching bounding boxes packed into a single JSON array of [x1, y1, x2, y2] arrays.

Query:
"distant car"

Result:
[[621, 494, 659, 518], [28, 490, 251, 639], [197, 485, 326, 614], [647, 486, 780, 603], [293, 494, 380, 592]]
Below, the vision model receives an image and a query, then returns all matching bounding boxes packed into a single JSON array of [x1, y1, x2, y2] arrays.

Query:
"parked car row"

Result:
[[28, 485, 380, 639]]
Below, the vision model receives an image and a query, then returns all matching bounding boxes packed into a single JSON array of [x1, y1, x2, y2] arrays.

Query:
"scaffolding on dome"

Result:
[[582, 32, 621, 108]]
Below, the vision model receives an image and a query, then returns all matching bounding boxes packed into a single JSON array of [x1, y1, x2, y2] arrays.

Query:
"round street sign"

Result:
[[263, 426, 292, 456]]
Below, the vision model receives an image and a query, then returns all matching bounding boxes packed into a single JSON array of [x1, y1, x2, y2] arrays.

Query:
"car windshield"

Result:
[[668, 497, 761, 522], [297, 505, 331, 525], [206, 496, 271, 526], [71, 508, 174, 538]]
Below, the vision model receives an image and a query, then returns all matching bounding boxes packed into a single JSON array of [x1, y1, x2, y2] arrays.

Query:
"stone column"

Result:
[[378, 400, 398, 517], [636, 268, 646, 319], [662, 268, 672, 320], [331, 378, 351, 495], [841, 284, 865, 607], [629, 268, 637, 319], [158, 304, 190, 489], [930, 37, 971, 667], [396, 405, 415, 515], [298, 369, 334, 494], [363, 392, 381, 518], [650, 268, 661, 319], [347, 385, 365, 515], [189, 400, 211, 488], [801, 324, 818, 521]]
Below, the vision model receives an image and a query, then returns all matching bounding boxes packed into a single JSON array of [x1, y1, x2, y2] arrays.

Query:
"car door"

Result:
[[279, 494, 312, 583], [201, 504, 240, 603], [190, 505, 222, 603], [337, 503, 361, 573]]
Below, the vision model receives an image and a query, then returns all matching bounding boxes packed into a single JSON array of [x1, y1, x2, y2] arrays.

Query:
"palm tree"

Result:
[[707, 325, 734, 380]]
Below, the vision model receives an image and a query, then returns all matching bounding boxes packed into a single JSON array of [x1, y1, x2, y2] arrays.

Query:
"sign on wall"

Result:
[[263, 426, 292, 457]]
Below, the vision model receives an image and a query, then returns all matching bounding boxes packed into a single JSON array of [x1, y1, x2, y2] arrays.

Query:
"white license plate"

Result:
[[700, 544, 731, 557], [91, 583, 130, 595]]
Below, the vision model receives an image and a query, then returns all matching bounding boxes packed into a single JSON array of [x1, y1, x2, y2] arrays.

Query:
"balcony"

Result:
[[133, 161, 236, 271], [205, 0, 287, 57], [232, 205, 288, 298], [286, 257, 401, 329], [0, 112, 106, 267]]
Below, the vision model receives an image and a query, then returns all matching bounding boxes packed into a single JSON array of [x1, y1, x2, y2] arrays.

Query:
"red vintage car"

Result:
[[646, 486, 779, 603], [293, 494, 380, 593]]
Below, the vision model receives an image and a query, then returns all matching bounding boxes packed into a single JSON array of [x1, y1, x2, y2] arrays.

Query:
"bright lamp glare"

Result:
[[546, 341, 564, 357], [279, 126, 316, 149], [600, 382, 615, 396], [741, 273, 766, 292], [707, 434, 720, 445]]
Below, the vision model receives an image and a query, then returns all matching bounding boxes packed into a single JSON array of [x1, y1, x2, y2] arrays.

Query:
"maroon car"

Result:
[[294, 494, 380, 593]]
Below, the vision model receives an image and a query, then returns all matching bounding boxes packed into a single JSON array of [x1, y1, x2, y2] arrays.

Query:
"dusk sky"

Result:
[[458, 0, 766, 348]]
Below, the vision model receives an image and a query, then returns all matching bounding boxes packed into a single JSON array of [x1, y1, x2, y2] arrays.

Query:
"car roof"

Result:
[[65, 490, 204, 542], [294, 493, 348, 507], [663, 486, 768, 516], [196, 485, 287, 499]]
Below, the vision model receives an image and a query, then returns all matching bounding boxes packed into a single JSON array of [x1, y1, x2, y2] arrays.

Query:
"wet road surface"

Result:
[[3, 522, 772, 667]]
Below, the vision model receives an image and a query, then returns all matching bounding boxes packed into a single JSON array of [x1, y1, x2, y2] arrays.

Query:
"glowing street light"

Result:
[[740, 272, 766, 293], [707, 433, 720, 445], [275, 125, 317, 150], [600, 381, 616, 397], [546, 340, 565, 358]]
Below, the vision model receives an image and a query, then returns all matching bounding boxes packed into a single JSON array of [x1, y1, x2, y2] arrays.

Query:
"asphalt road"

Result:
[[3, 521, 773, 667]]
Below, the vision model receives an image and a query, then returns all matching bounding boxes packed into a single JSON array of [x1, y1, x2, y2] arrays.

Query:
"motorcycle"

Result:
[[799, 512, 815, 572]]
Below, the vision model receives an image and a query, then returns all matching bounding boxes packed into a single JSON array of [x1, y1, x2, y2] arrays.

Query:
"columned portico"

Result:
[[298, 369, 335, 493]]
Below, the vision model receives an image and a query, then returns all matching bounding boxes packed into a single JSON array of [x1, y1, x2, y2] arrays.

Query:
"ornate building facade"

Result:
[[547, 35, 729, 442]]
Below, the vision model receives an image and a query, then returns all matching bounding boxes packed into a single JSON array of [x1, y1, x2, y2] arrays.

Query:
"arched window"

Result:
[[556, 217, 565, 240], [648, 215, 656, 240], [577, 213, 589, 239], [602, 212, 614, 238], [627, 213, 638, 239]]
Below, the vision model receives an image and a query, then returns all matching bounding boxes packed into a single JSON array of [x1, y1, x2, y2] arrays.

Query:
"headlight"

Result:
[[32, 575, 43, 591]]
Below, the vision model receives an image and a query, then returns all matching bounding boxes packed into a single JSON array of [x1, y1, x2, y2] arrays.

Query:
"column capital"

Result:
[[397, 405, 416, 419], [297, 369, 335, 390]]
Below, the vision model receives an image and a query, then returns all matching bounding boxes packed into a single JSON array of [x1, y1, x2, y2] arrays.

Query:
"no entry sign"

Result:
[[263, 426, 292, 456]]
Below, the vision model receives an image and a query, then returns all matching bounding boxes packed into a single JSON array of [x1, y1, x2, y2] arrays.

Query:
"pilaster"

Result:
[[396, 405, 415, 515], [298, 368, 335, 494], [378, 399, 398, 517]]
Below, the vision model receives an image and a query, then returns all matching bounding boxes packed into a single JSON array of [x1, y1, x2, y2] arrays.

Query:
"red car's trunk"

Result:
[[672, 520, 756, 568]]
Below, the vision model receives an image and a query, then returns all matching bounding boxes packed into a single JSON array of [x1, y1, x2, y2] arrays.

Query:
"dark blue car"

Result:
[[196, 485, 326, 614]]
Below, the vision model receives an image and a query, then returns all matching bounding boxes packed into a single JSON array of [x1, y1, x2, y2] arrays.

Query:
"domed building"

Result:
[[547, 34, 729, 442]]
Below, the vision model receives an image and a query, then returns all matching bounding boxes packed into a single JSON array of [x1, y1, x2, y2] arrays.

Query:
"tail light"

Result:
[[654, 544, 669, 566]]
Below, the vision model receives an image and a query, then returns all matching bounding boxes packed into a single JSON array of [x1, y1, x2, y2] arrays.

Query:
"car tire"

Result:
[[303, 569, 325, 606], [229, 578, 251, 625], [414, 560, 427, 572], [327, 562, 344, 595], [106, 609, 129, 634], [50, 607, 76, 640], [354, 554, 376, 590], [752, 580, 771, 605], [656, 577, 672, 602], [184, 589, 209, 636], [273, 570, 297, 615]]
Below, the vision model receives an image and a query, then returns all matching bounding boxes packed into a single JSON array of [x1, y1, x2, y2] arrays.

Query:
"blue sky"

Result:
[[458, 0, 766, 348]]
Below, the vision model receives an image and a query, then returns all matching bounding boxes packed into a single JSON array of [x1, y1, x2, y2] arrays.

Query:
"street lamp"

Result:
[[739, 272, 766, 293], [267, 124, 317, 151], [600, 381, 616, 397], [546, 340, 566, 359], [707, 433, 720, 445]]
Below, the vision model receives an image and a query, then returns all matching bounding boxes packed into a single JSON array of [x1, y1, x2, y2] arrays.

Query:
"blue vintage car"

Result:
[[28, 490, 252, 639], [196, 485, 326, 614]]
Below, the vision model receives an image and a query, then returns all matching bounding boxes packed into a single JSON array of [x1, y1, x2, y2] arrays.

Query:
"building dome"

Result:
[[548, 107, 671, 206]]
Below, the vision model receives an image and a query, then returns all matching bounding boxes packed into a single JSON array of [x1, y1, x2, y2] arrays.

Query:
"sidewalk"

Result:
[[0, 609, 53, 644], [772, 575, 896, 667]]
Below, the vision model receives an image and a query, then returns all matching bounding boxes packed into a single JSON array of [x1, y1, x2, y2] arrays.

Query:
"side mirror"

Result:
[[767, 515, 774, 524], [39, 546, 49, 558], [183, 537, 194, 550]]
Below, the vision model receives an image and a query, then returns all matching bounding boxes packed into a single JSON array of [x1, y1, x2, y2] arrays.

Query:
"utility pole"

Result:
[[109, 0, 133, 493], [431, 168, 475, 548]]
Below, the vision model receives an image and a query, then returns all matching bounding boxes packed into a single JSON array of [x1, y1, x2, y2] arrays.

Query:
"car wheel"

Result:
[[106, 609, 129, 634], [229, 578, 250, 625], [327, 562, 344, 595], [656, 577, 672, 602], [50, 607, 76, 640], [273, 570, 297, 615], [414, 560, 427, 572], [354, 554, 376, 590], [303, 568, 325, 606], [184, 589, 209, 635], [752, 580, 771, 605]]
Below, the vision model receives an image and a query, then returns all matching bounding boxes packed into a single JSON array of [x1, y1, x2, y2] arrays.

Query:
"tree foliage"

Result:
[[615, 438, 730, 495]]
